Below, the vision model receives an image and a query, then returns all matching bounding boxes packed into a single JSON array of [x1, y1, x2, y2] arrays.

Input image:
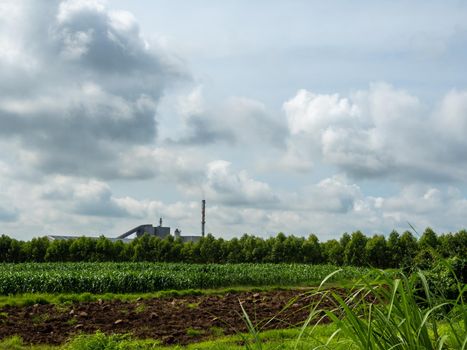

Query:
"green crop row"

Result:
[[0, 263, 366, 294]]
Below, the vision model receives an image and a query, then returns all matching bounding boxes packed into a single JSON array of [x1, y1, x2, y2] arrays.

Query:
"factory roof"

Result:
[[46, 235, 133, 243]]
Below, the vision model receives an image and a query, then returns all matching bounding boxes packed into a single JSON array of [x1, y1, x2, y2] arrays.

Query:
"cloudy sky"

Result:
[[1, 0, 467, 240]]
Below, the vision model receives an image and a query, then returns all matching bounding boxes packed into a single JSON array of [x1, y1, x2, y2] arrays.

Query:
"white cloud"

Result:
[[380, 185, 467, 232], [285, 89, 361, 135], [436, 90, 467, 142], [0, 1, 466, 241], [0, 166, 466, 239], [172, 88, 287, 148], [203, 160, 278, 206], [0, 0, 187, 180], [283, 83, 467, 182], [177, 85, 205, 117]]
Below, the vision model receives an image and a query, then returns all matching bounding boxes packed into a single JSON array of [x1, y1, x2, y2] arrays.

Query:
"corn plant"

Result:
[[0, 263, 366, 294]]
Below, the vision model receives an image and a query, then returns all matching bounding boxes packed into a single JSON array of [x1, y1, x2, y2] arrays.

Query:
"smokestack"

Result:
[[201, 199, 206, 237]]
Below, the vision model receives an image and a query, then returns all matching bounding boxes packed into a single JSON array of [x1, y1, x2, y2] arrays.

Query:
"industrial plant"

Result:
[[47, 200, 206, 243]]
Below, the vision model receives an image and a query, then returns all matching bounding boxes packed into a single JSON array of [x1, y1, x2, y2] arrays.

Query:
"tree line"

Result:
[[0, 228, 465, 269]]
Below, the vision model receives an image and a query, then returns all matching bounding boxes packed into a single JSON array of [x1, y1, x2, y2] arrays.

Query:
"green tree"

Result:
[[398, 231, 419, 269], [45, 239, 71, 262], [69, 237, 97, 261], [270, 232, 287, 263], [387, 230, 401, 268], [133, 234, 156, 261], [365, 235, 388, 268], [199, 234, 222, 263], [94, 236, 114, 261], [344, 231, 368, 266], [180, 241, 195, 262], [340, 233, 351, 253], [438, 230, 466, 258], [419, 227, 439, 250], [0, 235, 13, 262], [322, 239, 344, 265], [26, 237, 50, 262], [283, 235, 303, 263], [113, 240, 125, 261], [224, 238, 242, 263], [302, 234, 323, 264]]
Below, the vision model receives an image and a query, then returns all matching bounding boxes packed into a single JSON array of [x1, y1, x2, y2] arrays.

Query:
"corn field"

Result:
[[0, 263, 366, 294]]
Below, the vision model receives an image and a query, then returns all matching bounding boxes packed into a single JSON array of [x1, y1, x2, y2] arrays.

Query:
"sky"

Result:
[[1, 0, 467, 240]]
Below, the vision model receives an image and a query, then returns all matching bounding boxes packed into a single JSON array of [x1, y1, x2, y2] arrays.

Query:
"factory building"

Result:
[[116, 217, 201, 242], [46, 200, 206, 243]]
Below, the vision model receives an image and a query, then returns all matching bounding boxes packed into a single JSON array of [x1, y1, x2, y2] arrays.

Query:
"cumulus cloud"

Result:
[[202, 160, 278, 207], [0, 2, 465, 240], [299, 175, 362, 213], [380, 185, 467, 230], [283, 83, 467, 182], [41, 177, 131, 217], [0, 0, 187, 179], [0, 165, 466, 239], [172, 87, 287, 147]]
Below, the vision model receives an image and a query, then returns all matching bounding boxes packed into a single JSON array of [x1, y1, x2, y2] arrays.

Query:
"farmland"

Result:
[[0, 264, 465, 349], [0, 259, 465, 349], [0, 240, 465, 349], [0, 262, 365, 294]]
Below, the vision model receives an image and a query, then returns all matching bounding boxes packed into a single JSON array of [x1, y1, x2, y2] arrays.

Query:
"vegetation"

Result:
[[0, 326, 345, 350], [0, 228, 465, 348], [0, 228, 465, 268], [0, 263, 366, 294], [240, 264, 467, 350], [0, 263, 465, 349]]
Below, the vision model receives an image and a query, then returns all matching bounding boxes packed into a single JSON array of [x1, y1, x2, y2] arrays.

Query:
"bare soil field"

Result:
[[0, 289, 340, 345]]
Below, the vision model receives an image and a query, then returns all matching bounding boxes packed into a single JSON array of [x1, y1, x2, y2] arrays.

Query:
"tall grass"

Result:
[[241, 264, 467, 349]]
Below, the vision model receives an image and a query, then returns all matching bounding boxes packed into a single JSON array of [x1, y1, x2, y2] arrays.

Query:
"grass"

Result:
[[322, 269, 466, 349], [186, 302, 200, 309], [0, 284, 351, 308], [0, 325, 350, 350], [1, 263, 464, 349], [186, 328, 206, 337], [0, 314, 463, 350], [239, 266, 467, 349], [210, 327, 225, 337], [135, 303, 147, 313], [0, 336, 56, 350], [31, 313, 50, 324], [66, 317, 78, 326]]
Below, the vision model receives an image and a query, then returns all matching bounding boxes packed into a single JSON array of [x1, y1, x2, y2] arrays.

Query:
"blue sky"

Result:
[[0, 0, 466, 240]]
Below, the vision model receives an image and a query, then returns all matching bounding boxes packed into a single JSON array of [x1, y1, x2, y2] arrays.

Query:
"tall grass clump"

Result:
[[241, 263, 466, 349], [324, 268, 466, 349]]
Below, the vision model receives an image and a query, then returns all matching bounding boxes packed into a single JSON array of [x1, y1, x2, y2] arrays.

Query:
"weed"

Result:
[[0, 336, 25, 350], [186, 327, 206, 337], [210, 326, 225, 337], [135, 304, 146, 313], [66, 317, 78, 326], [186, 302, 200, 309], [31, 313, 50, 324]]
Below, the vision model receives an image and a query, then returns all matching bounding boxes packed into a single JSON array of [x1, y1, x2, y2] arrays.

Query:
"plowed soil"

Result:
[[0, 289, 342, 345]]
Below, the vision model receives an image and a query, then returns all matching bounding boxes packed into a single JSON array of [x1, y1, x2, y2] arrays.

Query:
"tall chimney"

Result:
[[201, 199, 206, 237]]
